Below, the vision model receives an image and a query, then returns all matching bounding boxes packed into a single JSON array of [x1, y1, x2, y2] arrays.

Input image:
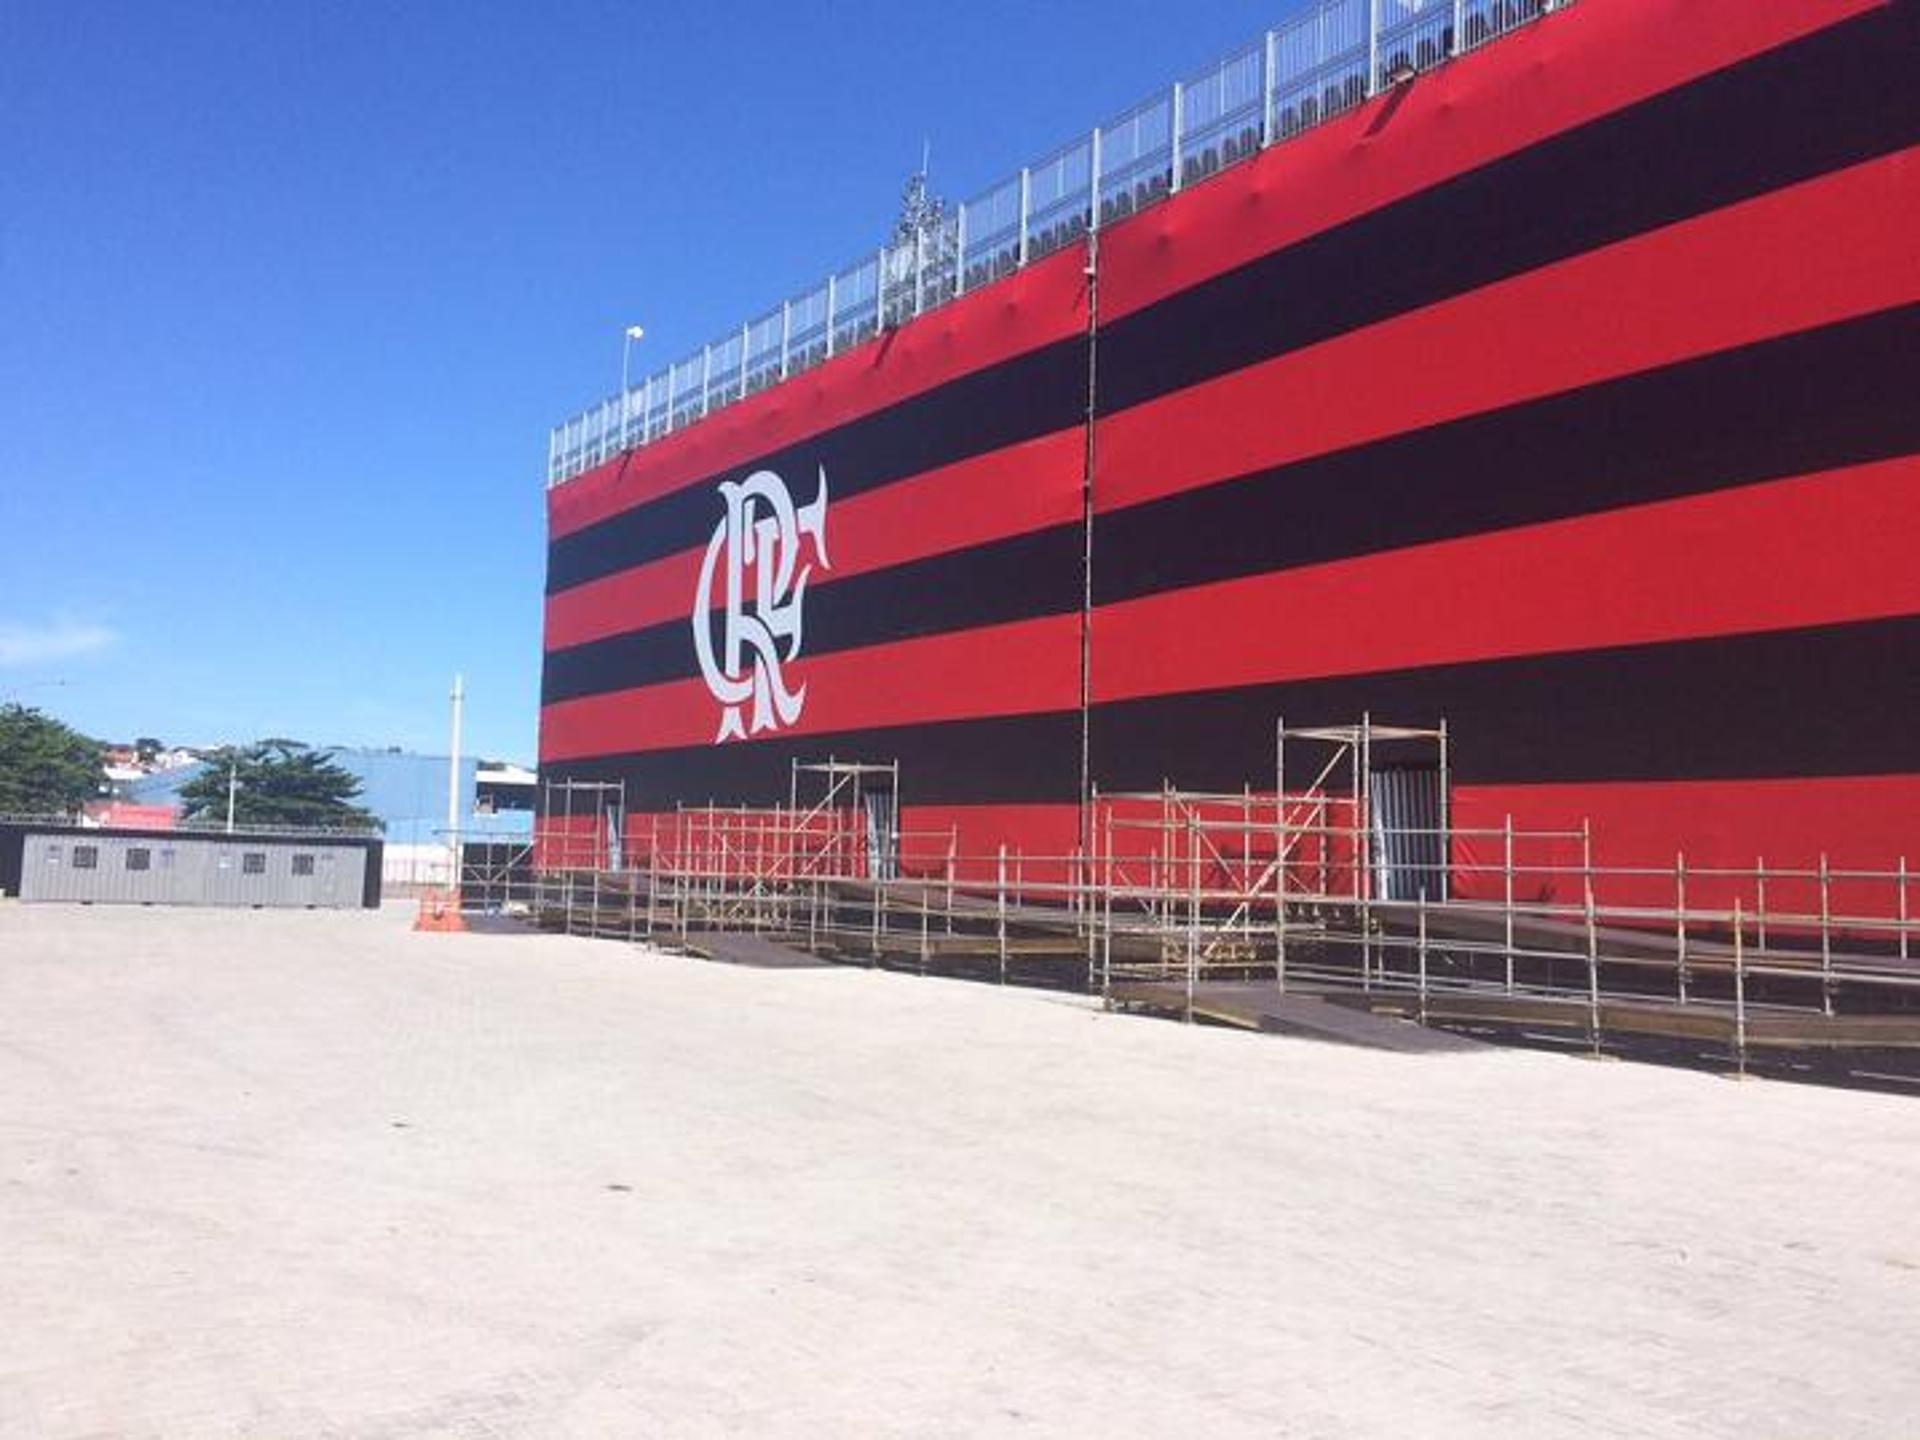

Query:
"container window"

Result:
[[126, 848, 152, 872], [73, 846, 99, 870], [242, 852, 267, 875], [291, 853, 316, 877]]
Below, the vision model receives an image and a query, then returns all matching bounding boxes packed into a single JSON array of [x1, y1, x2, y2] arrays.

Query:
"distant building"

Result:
[[126, 749, 533, 889]]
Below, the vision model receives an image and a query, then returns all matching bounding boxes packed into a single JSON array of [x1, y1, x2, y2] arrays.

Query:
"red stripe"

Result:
[[1095, 457, 1920, 704], [549, 153, 1917, 656], [896, 804, 1085, 883], [1099, 0, 1885, 321], [547, 247, 1091, 540], [544, 426, 1083, 652], [539, 613, 1081, 762], [1453, 774, 1920, 911], [595, 779, 1920, 915], [1099, 150, 1920, 515]]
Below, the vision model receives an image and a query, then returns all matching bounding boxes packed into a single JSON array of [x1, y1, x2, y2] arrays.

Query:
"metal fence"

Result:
[[548, 0, 1565, 486], [525, 790, 1920, 1080]]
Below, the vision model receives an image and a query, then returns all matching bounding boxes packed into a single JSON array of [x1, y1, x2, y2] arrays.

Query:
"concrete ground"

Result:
[[2, 903, 1917, 1439]]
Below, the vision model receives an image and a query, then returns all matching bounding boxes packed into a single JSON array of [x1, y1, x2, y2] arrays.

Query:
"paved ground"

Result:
[[2, 902, 1918, 1439]]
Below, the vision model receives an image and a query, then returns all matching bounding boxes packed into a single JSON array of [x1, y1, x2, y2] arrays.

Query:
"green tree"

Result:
[[0, 704, 105, 815], [178, 740, 379, 831]]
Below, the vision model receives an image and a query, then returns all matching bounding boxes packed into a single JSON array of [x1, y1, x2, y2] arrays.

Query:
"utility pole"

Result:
[[225, 754, 238, 834], [446, 674, 464, 892]]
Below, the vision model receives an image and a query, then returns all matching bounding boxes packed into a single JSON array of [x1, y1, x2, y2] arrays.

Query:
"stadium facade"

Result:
[[538, 0, 1918, 892]]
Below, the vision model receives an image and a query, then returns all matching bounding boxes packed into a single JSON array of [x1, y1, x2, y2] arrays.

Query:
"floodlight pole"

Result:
[[447, 674, 464, 892], [225, 755, 238, 834]]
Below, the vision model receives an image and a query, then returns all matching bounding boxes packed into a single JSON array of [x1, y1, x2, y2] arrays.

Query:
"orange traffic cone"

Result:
[[413, 886, 467, 933]]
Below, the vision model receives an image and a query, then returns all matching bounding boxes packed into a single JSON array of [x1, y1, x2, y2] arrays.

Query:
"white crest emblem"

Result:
[[692, 466, 830, 742]]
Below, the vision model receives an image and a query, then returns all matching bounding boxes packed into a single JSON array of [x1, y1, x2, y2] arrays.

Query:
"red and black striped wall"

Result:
[[540, 0, 1920, 882]]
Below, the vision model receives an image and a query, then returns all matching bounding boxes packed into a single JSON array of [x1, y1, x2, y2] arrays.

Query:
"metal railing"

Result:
[[547, 0, 1565, 487], [524, 795, 1920, 1080]]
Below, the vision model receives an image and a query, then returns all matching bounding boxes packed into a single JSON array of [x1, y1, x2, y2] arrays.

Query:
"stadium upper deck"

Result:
[[546, 0, 1566, 486]]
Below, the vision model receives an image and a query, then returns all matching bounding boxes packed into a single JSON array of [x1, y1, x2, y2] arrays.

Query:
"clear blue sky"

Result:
[[1, 0, 1300, 762]]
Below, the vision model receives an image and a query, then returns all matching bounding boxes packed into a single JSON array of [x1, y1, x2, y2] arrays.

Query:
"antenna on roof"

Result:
[[892, 147, 946, 248]]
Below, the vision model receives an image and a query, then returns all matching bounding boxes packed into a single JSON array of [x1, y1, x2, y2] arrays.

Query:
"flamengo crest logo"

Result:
[[692, 466, 830, 742]]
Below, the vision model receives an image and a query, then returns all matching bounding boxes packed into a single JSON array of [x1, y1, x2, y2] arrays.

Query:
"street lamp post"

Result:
[[620, 324, 646, 446]]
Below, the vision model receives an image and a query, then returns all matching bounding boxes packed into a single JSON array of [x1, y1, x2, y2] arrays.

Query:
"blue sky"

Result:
[[1, 0, 1300, 762]]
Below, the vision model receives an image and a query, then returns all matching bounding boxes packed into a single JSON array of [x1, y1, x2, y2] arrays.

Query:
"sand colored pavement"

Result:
[[1, 903, 1917, 1438]]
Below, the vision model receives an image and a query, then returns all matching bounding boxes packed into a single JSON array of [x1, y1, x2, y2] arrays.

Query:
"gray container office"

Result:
[[2, 824, 381, 908]]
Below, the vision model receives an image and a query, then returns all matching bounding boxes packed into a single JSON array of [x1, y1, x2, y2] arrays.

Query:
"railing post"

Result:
[[780, 299, 791, 378], [1755, 856, 1768, 951], [1733, 897, 1749, 1077], [875, 248, 886, 332], [1186, 815, 1200, 1023], [1417, 886, 1430, 1027], [1437, 718, 1451, 902], [1819, 853, 1834, 1018], [1262, 28, 1278, 146], [739, 321, 750, 396], [1675, 851, 1689, 1004], [700, 343, 712, 415], [1017, 167, 1031, 266], [1503, 813, 1515, 994], [1170, 82, 1185, 191], [645, 816, 658, 938], [1275, 807, 1288, 995], [1901, 855, 1911, 965], [1102, 808, 1116, 1001], [1580, 817, 1593, 911], [997, 844, 1009, 985], [825, 273, 837, 357], [1088, 126, 1102, 230], [1367, 0, 1381, 96], [1584, 877, 1601, 1056], [808, 869, 820, 951], [1453, 0, 1467, 55], [954, 201, 969, 295], [1082, 845, 1098, 988]]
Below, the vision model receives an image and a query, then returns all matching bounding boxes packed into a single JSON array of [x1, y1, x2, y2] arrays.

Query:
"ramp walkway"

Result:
[[1108, 980, 1487, 1053], [685, 932, 835, 969]]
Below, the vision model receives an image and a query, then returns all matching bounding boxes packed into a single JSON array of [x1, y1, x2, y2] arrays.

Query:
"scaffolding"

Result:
[[521, 725, 1920, 1079]]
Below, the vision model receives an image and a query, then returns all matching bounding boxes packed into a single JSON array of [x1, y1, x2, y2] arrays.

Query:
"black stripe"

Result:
[[540, 710, 1085, 811], [545, 6, 1917, 597], [1095, 305, 1920, 604], [541, 308, 1917, 703], [1091, 617, 1920, 794], [546, 339, 1089, 595], [541, 524, 1084, 705], [1097, 4, 1919, 414], [544, 618, 1920, 809]]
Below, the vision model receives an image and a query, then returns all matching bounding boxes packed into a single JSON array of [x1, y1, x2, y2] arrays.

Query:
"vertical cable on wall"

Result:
[[1077, 227, 1101, 858]]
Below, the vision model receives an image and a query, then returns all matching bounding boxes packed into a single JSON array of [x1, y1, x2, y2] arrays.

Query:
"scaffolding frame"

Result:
[[524, 725, 1920, 1076]]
